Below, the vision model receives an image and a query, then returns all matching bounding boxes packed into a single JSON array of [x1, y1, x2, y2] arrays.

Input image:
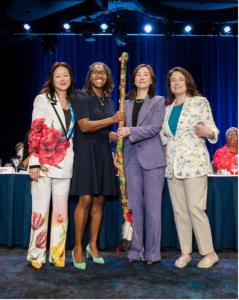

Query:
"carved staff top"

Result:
[[118, 52, 129, 118]]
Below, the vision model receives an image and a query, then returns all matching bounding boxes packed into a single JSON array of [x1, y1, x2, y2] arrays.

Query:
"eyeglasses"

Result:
[[91, 71, 107, 77]]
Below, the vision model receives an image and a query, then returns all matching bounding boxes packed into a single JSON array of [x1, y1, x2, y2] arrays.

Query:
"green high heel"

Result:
[[86, 244, 105, 264], [72, 249, 86, 270]]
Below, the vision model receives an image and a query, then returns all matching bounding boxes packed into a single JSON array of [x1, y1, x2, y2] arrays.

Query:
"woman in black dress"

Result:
[[71, 62, 124, 270]]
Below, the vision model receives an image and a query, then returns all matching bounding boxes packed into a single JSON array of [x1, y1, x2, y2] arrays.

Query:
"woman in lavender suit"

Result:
[[117, 64, 166, 264]]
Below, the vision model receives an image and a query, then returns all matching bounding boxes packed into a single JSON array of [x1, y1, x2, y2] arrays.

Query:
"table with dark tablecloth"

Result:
[[0, 174, 237, 250]]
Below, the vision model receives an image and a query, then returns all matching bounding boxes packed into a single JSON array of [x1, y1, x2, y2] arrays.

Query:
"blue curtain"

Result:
[[0, 35, 237, 162]]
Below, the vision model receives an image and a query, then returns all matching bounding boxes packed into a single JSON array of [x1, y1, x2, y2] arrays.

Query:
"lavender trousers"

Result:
[[125, 149, 165, 262]]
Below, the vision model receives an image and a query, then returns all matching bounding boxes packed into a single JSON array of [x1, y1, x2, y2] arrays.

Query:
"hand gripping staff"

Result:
[[116, 52, 133, 251]]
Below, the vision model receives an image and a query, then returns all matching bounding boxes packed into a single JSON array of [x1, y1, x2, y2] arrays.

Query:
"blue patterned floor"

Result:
[[0, 248, 237, 299]]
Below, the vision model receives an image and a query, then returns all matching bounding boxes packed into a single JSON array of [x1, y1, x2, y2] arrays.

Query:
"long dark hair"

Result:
[[167, 66, 200, 103], [128, 64, 156, 100], [40, 62, 75, 101], [83, 62, 114, 97]]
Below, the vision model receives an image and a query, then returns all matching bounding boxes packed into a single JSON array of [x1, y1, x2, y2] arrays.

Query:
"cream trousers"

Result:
[[167, 175, 214, 255]]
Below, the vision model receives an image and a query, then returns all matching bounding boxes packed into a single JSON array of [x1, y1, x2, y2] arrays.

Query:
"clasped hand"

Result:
[[195, 122, 212, 138]]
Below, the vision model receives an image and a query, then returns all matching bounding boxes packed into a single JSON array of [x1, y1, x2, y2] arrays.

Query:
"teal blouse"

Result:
[[168, 104, 184, 136]]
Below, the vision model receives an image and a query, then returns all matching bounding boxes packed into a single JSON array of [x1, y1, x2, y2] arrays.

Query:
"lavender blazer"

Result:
[[123, 95, 166, 170]]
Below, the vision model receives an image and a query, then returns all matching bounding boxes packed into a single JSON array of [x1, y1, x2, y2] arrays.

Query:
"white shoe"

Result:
[[175, 255, 192, 268], [197, 253, 219, 268]]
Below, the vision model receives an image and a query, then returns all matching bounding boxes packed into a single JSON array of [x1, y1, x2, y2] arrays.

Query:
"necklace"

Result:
[[96, 95, 104, 106], [135, 98, 144, 104]]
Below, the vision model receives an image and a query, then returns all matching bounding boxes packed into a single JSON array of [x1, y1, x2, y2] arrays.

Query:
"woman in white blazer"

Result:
[[27, 62, 75, 269], [161, 67, 219, 269]]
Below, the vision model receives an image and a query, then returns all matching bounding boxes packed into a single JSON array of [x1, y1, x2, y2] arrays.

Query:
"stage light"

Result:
[[144, 24, 152, 33], [100, 23, 108, 32], [223, 25, 231, 34], [184, 25, 192, 33], [63, 23, 71, 31], [23, 23, 31, 31]]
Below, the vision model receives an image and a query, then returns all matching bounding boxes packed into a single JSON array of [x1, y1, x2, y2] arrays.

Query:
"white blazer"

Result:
[[28, 93, 75, 179], [160, 96, 219, 179]]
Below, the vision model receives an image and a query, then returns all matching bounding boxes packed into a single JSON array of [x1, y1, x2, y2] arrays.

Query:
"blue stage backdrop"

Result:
[[0, 35, 237, 163]]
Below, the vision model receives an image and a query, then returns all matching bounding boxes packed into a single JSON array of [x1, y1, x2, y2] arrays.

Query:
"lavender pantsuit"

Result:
[[123, 96, 166, 262]]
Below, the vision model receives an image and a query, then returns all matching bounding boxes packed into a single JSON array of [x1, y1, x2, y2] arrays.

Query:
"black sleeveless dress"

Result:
[[70, 90, 118, 197]]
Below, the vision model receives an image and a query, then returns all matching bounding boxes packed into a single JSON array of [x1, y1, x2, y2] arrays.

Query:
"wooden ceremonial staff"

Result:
[[116, 52, 129, 218], [116, 53, 144, 258], [116, 52, 136, 251]]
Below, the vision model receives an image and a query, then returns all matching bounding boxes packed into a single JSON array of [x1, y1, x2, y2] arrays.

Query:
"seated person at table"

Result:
[[14, 130, 31, 170], [15, 142, 24, 160], [4, 142, 24, 172], [213, 127, 238, 175]]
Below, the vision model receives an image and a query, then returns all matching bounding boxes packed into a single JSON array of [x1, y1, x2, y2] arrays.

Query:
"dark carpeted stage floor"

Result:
[[0, 247, 237, 299]]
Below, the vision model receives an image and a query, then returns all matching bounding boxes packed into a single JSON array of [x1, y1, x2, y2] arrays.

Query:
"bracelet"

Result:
[[29, 165, 40, 169]]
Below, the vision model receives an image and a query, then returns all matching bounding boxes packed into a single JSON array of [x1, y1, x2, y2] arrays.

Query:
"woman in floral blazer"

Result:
[[26, 62, 75, 269], [161, 67, 219, 269]]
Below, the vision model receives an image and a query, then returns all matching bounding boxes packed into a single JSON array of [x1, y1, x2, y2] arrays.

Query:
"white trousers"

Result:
[[167, 175, 214, 255], [27, 177, 70, 263]]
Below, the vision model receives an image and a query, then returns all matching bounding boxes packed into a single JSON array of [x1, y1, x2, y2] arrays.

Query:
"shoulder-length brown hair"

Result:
[[128, 64, 156, 100], [40, 62, 75, 101], [167, 66, 200, 103], [83, 62, 114, 97]]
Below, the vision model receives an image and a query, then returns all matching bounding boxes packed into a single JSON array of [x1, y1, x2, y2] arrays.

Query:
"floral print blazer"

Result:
[[28, 93, 75, 179], [160, 96, 219, 179]]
